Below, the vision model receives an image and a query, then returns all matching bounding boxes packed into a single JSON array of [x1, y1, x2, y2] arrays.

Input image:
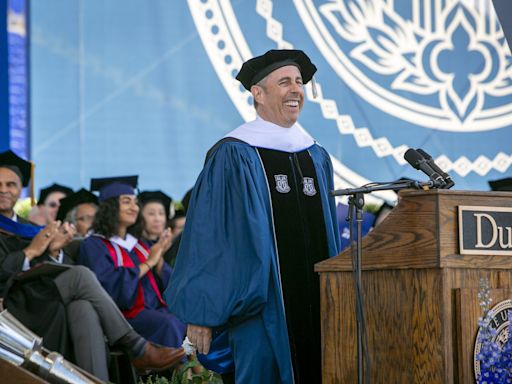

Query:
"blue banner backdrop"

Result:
[[29, 1, 512, 201], [8, 0, 29, 159], [0, 0, 9, 152]]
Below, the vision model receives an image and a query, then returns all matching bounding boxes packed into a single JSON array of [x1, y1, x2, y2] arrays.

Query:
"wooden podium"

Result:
[[315, 189, 512, 383]]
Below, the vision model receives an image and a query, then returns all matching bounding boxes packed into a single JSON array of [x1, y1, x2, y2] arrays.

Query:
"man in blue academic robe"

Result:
[[166, 49, 340, 384]]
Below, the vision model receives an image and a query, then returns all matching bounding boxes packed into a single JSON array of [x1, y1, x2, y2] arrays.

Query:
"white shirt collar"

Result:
[[11, 213, 17, 222], [226, 116, 315, 152], [109, 233, 138, 252]]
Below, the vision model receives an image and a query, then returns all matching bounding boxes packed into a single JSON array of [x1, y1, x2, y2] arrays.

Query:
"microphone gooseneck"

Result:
[[416, 148, 455, 189], [404, 149, 446, 188]]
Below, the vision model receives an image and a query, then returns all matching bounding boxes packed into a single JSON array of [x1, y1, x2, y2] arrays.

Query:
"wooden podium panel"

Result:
[[316, 190, 512, 383], [320, 269, 444, 383], [455, 287, 512, 383]]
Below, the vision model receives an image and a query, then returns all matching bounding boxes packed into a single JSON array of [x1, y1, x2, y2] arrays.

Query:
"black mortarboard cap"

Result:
[[56, 188, 99, 221], [488, 177, 512, 191], [90, 175, 138, 202], [138, 190, 174, 219], [236, 49, 317, 91], [37, 183, 74, 205], [0, 150, 32, 187]]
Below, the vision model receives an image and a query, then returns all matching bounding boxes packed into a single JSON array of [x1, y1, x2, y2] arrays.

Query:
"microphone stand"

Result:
[[347, 191, 366, 384], [331, 179, 438, 384]]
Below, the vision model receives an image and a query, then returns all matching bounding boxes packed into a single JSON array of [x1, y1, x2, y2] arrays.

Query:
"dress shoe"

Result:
[[132, 343, 185, 373]]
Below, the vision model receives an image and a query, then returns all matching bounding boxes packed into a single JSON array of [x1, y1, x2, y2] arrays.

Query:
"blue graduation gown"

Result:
[[78, 235, 186, 348], [165, 141, 340, 383]]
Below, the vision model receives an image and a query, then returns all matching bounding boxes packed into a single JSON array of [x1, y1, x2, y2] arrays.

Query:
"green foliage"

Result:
[[14, 197, 32, 219], [137, 360, 223, 384], [363, 202, 380, 214], [173, 200, 184, 212], [138, 374, 171, 384], [170, 360, 223, 384]]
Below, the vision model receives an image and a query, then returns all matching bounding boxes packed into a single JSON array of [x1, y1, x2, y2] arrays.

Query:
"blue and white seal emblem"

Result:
[[275, 174, 291, 194], [474, 298, 512, 380], [304, 0, 512, 132], [303, 177, 317, 196]]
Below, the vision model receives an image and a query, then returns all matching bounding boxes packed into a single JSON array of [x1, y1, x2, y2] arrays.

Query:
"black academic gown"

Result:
[[0, 221, 75, 359]]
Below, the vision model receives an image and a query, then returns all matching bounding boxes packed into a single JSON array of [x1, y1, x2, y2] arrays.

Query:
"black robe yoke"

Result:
[[257, 147, 329, 384]]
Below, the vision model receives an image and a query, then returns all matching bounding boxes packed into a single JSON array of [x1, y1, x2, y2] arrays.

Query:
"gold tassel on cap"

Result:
[[311, 76, 318, 99]]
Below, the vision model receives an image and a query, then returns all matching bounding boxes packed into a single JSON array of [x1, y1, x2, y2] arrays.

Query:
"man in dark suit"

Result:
[[0, 150, 185, 381]]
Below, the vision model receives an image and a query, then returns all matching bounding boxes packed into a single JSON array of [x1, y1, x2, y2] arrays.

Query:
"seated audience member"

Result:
[[165, 188, 192, 266], [169, 209, 185, 240], [79, 176, 186, 350], [0, 151, 185, 381], [56, 188, 99, 261], [57, 188, 99, 238], [37, 183, 74, 224], [135, 190, 174, 246], [169, 189, 191, 241]]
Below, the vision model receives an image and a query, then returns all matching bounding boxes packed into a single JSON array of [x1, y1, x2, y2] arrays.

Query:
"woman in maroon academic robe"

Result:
[[78, 176, 186, 349]]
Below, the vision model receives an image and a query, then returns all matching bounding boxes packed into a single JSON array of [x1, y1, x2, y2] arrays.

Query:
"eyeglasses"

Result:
[[76, 215, 95, 222]]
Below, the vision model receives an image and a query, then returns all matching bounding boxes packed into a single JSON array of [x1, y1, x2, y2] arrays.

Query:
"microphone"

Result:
[[404, 149, 446, 188], [416, 149, 455, 189]]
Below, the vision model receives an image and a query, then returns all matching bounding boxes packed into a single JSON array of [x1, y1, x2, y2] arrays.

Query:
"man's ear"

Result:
[[251, 85, 263, 104]]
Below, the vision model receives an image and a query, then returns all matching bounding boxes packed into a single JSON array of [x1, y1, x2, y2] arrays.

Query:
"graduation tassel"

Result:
[[311, 76, 318, 99]]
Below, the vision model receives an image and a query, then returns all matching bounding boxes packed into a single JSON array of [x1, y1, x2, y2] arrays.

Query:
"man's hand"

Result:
[[48, 222, 76, 256], [187, 324, 212, 355], [23, 221, 60, 260]]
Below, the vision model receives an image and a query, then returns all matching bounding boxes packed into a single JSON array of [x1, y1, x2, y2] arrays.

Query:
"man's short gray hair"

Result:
[[252, 77, 268, 111], [65, 207, 79, 226]]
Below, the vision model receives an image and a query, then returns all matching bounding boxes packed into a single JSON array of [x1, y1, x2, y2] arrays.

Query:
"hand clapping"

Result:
[[48, 222, 76, 256], [23, 221, 60, 260], [23, 221, 76, 260], [147, 227, 173, 266]]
